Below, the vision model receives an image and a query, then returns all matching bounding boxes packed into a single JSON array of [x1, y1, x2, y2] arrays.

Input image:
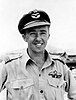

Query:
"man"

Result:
[[0, 9, 76, 100]]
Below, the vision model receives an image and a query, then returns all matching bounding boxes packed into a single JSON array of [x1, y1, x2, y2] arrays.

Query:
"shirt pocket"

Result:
[[47, 75, 66, 88], [47, 75, 59, 88], [47, 77, 66, 100], [8, 78, 34, 99]]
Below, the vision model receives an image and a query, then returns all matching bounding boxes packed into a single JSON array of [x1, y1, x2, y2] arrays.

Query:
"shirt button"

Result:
[[40, 90, 43, 93], [57, 86, 59, 88], [21, 86, 23, 89], [39, 74, 41, 77]]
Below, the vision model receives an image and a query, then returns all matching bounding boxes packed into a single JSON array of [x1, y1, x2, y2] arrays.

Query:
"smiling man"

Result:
[[22, 25, 50, 70], [0, 9, 76, 100]]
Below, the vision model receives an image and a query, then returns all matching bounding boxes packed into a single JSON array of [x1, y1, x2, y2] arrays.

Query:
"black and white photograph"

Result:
[[0, 0, 76, 100]]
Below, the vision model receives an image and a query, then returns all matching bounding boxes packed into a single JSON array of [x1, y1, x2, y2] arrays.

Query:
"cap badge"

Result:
[[31, 12, 40, 19]]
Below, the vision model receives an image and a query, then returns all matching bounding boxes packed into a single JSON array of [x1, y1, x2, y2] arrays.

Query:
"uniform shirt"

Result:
[[0, 49, 76, 100]]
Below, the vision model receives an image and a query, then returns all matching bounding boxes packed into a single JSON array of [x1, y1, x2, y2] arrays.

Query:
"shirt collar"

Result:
[[41, 50, 55, 69], [20, 48, 30, 69], [21, 48, 54, 69]]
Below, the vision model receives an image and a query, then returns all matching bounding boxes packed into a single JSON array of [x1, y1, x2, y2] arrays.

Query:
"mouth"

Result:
[[34, 43, 43, 47]]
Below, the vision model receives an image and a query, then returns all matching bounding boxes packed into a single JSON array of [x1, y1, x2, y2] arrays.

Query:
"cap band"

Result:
[[22, 20, 50, 30]]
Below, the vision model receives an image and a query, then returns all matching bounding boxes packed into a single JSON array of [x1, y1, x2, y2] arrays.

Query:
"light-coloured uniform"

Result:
[[0, 49, 76, 100]]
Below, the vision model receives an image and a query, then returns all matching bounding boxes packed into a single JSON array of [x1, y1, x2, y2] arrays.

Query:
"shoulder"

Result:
[[0, 49, 25, 64], [53, 58, 65, 64], [49, 52, 65, 64]]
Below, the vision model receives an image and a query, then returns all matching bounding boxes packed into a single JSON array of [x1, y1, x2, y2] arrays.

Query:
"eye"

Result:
[[29, 32, 36, 37], [40, 32, 46, 36]]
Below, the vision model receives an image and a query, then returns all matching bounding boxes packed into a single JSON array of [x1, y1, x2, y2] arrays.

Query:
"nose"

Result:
[[35, 33, 41, 41]]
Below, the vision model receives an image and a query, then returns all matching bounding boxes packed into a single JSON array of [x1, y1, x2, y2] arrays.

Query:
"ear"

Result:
[[22, 34, 28, 42], [48, 34, 50, 39], [48, 27, 50, 39]]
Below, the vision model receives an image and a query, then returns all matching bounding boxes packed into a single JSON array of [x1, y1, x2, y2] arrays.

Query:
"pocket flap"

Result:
[[10, 78, 34, 89], [47, 78, 58, 88]]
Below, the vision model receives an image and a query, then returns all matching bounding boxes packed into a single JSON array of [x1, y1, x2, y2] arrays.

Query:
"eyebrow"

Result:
[[40, 30, 47, 32]]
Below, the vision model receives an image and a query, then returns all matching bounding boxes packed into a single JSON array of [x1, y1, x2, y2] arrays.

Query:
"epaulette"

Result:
[[49, 52, 65, 64], [0, 49, 24, 64], [52, 58, 65, 64], [5, 56, 22, 64]]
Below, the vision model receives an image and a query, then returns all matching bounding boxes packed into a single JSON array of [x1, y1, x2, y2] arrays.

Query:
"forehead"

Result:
[[26, 25, 49, 32]]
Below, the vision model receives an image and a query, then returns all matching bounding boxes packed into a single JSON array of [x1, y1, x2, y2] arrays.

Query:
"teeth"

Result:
[[37, 44, 41, 46]]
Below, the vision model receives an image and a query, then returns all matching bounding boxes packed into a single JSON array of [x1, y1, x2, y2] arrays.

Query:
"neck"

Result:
[[27, 48, 45, 60], [27, 48, 46, 67]]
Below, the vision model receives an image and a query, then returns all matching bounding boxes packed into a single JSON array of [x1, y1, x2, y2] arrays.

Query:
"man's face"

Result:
[[24, 25, 50, 53]]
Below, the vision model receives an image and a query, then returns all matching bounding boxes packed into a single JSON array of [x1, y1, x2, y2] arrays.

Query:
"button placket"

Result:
[[40, 90, 43, 93], [38, 69, 47, 100], [39, 89, 46, 100], [39, 73, 41, 77]]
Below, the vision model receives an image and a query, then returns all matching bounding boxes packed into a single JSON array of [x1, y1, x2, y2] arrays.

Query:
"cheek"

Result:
[[25, 36, 33, 43], [26, 37, 34, 45], [43, 36, 49, 42]]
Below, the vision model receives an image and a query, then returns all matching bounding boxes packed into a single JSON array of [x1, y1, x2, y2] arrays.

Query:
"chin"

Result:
[[31, 45, 46, 53], [33, 48, 45, 53]]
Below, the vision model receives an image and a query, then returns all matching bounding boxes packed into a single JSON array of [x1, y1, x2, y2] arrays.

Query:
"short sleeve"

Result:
[[0, 60, 7, 92], [63, 64, 76, 99]]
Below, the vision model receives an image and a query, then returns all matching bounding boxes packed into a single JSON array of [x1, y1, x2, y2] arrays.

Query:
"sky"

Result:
[[0, 0, 76, 55]]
